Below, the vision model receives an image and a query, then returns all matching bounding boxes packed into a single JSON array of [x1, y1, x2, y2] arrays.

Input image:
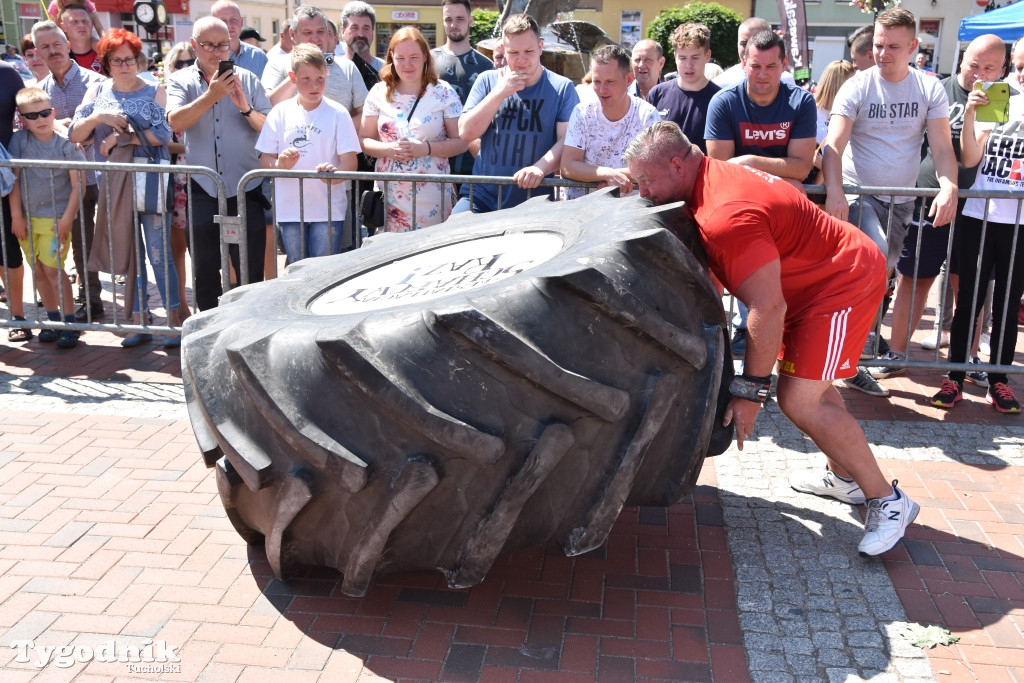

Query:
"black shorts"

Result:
[[896, 211, 949, 280]]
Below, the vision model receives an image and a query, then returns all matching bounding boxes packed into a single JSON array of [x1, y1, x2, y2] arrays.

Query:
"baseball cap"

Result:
[[239, 27, 267, 43]]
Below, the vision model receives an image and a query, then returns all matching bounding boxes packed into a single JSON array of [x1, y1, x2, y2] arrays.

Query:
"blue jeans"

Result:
[[133, 212, 180, 314], [452, 196, 493, 215], [279, 220, 344, 262]]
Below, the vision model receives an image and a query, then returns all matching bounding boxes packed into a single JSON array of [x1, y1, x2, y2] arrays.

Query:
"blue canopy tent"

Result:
[[953, 4, 1024, 75], [958, 3, 1024, 42]]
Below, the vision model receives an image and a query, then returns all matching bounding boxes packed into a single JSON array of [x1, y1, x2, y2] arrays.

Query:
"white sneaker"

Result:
[[789, 468, 866, 504], [979, 332, 991, 358], [858, 481, 920, 556], [920, 329, 949, 351]]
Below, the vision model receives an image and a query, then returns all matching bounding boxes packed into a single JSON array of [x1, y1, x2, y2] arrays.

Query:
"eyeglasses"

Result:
[[174, 58, 196, 69], [109, 56, 139, 67], [196, 41, 232, 53], [20, 108, 53, 120]]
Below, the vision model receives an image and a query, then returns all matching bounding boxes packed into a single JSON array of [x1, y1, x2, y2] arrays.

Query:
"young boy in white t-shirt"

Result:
[[257, 44, 360, 263]]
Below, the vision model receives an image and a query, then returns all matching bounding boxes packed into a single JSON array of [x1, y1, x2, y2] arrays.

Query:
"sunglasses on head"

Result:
[[20, 108, 53, 120], [174, 58, 196, 69]]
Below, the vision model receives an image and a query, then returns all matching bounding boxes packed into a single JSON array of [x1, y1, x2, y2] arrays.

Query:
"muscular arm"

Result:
[[926, 116, 959, 227], [724, 259, 786, 450], [821, 114, 853, 222]]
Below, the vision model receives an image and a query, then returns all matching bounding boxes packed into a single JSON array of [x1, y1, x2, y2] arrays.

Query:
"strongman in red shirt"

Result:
[[624, 121, 919, 557]]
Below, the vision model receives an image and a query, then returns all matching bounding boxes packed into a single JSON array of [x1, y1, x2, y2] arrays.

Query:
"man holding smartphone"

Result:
[[166, 16, 271, 311]]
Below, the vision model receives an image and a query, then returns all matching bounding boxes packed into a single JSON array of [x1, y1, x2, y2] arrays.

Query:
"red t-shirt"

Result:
[[687, 156, 884, 321], [71, 50, 102, 74]]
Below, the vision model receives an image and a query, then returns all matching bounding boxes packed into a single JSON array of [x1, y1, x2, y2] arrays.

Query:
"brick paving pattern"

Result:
[[0, 313, 1022, 681]]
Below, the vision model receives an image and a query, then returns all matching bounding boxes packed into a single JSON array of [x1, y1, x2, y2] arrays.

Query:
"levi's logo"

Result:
[[739, 121, 791, 147]]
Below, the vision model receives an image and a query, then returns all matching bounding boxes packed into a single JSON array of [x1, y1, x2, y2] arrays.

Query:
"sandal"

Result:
[[56, 330, 80, 349], [38, 329, 58, 343], [8, 318, 32, 343]]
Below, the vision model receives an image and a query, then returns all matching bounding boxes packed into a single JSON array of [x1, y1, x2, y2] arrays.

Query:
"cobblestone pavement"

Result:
[[2, 368, 1022, 681], [716, 403, 1024, 683]]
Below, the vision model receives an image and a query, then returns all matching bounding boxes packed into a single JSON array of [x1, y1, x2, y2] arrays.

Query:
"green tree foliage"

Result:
[[646, 3, 743, 68], [471, 9, 501, 47]]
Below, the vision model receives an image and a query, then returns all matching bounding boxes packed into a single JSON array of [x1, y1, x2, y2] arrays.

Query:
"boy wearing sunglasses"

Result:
[[8, 87, 85, 348]]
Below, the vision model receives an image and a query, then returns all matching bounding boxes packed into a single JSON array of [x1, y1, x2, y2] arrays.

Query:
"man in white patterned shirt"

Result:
[[560, 45, 660, 200]]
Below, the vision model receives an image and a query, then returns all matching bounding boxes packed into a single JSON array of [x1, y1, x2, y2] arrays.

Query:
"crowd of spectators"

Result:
[[0, 1, 1020, 419]]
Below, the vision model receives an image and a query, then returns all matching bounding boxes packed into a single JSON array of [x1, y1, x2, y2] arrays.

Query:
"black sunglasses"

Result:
[[174, 58, 196, 69], [20, 108, 53, 120]]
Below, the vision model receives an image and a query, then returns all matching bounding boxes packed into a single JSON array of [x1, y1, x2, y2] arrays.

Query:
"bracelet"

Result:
[[240, 106, 254, 117], [425, 140, 432, 156], [728, 373, 772, 404]]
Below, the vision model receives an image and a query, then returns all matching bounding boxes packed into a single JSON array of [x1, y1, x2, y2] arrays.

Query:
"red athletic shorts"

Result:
[[776, 277, 887, 381]]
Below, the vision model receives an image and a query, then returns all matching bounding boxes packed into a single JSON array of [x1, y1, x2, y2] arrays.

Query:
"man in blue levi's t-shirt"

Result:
[[704, 29, 817, 190], [456, 14, 579, 213]]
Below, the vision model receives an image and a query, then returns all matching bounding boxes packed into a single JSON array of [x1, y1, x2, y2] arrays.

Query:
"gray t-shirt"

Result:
[[832, 66, 949, 202], [261, 54, 368, 114], [8, 129, 85, 218]]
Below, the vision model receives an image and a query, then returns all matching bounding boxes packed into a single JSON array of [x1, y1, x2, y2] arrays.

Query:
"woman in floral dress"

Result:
[[360, 27, 466, 232]]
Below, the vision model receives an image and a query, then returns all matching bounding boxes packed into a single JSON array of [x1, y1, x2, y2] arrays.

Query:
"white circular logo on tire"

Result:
[[310, 232, 565, 314]]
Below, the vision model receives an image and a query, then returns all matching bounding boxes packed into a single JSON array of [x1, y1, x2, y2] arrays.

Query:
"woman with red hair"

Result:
[[360, 26, 467, 232], [69, 28, 182, 348]]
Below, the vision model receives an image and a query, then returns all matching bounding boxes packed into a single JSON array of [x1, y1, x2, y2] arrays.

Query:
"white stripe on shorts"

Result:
[[822, 307, 852, 380]]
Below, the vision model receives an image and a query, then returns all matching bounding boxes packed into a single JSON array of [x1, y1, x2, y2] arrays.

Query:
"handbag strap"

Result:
[[126, 112, 160, 161], [407, 91, 424, 121]]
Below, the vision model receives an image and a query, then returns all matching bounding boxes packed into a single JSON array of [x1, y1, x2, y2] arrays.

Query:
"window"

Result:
[[374, 23, 437, 58]]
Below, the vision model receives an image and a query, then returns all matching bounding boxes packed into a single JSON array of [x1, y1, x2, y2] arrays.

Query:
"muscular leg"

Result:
[[776, 375, 892, 499]]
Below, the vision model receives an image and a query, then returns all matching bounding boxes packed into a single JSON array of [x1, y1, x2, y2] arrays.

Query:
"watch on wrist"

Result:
[[240, 106, 254, 117]]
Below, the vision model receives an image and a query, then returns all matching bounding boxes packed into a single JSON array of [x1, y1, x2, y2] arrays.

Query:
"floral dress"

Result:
[[364, 81, 463, 232]]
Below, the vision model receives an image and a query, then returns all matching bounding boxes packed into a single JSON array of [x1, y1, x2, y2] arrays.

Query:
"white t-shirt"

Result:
[[261, 54, 368, 113], [964, 94, 1024, 224], [831, 66, 949, 202], [255, 97, 362, 222], [563, 96, 661, 199]]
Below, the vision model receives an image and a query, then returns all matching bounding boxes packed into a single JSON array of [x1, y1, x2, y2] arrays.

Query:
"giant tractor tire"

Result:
[[182, 190, 733, 597]]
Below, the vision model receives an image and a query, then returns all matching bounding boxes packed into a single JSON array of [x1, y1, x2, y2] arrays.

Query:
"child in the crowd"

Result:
[[256, 44, 360, 263], [9, 87, 86, 349]]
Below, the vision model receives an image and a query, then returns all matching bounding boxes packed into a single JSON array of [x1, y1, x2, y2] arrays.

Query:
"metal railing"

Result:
[[0, 158, 227, 339], [0, 157, 1020, 381]]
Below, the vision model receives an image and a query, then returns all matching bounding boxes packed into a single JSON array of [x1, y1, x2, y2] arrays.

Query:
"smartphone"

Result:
[[974, 81, 1010, 124], [218, 59, 234, 76]]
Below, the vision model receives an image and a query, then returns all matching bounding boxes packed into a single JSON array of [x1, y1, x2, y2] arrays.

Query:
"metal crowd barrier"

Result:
[[0, 158, 226, 340], [236, 170, 596, 278], [800, 183, 1023, 377], [0, 156, 1021, 382]]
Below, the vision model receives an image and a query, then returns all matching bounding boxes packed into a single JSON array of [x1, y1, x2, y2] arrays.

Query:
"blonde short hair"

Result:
[[290, 43, 327, 73], [16, 87, 51, 110]]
